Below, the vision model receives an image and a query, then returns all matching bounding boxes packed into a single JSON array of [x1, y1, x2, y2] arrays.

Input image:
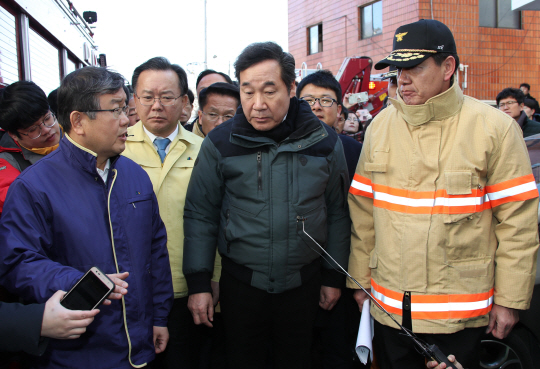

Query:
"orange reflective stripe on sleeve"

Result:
[[349, 173, 538, 214], [371, 279, 494, 320], [485, 174, 538, 207], [349, 174, 373, 198]]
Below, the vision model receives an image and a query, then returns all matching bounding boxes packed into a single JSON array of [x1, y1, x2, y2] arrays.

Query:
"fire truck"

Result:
[[0, 0, 104, 93]]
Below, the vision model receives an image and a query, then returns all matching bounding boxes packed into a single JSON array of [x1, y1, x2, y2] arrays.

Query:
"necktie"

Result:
[[154, 138, 170, 163]]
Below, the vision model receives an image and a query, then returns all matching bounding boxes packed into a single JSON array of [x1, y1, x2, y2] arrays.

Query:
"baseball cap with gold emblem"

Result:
[[382, 66, 397, 80], [374, 19, 456, 70]]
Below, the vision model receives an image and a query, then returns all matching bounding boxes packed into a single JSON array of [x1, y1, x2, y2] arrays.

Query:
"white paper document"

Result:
[[355, 299, 374, 365]]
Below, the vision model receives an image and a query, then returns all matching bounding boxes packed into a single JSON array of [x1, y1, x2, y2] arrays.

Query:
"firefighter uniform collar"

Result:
[[389, 80, 463, 126]]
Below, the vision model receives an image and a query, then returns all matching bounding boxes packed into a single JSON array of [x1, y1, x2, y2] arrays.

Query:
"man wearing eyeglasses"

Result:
[[0, 81, 62, 217], [183, 70, 234, 132], [294, 70, 362, 368], [122, 57, 219, 369], [296, 69, 362, 182], [496, 87, 540, 137], [193, 82, 240, 138], [0, 66, 174, 369]]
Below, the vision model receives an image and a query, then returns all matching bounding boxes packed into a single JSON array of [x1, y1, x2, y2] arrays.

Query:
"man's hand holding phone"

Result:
[[61, 268, 130, 310], [44, 269, 130, 341], [42, 290, 100, 339], [103, 272, 129, 304]]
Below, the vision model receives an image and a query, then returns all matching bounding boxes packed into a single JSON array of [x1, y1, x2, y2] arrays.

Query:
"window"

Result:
[[65, 58, 77, 76], [479, 0, 521, 29], [29, 28, 61, 95], [0, 6, 19, 85], [361, 1, 383, 39], [308, 24, 322, 55]]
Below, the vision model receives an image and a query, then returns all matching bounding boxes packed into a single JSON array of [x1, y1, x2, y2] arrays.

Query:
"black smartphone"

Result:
[[60, 266, 115, 310]]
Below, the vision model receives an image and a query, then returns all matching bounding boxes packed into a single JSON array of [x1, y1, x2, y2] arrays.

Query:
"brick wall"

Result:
[[288, 0, 540, 100], [419, 0, 540, 100]]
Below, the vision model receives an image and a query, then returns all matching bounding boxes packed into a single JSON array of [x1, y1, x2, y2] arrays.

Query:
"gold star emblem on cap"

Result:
[[395, 32, 408, 42]]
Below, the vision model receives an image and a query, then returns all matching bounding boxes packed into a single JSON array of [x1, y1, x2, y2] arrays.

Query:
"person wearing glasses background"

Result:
[[0, 81, 62, 217], [296, 69, 362, 183], [496, 87, 540, 137], [343, 111, 364, 142], [183, 69, 234, 132], [0, 66, 174, 368], [193, 82, 240, 138], [293, 71, 361, 369], [122, 57, 221, 369]]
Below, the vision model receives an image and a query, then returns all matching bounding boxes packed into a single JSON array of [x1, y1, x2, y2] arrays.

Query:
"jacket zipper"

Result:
[[226, 209, 231, 253], [106, 170, 145, 368], [257, 151, 262, 191]]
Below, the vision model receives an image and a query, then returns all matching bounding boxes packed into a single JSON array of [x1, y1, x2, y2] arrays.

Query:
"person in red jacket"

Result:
[[0, 81, 61, 216]]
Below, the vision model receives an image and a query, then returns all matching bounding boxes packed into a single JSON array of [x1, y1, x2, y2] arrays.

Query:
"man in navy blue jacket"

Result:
[[0, 67, 174, 369]]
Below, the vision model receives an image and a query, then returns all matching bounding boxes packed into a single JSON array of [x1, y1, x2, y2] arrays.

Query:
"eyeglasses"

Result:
[[346, 117, 359, 123], [300, 97, 338, 107], [136, 94, 183, 106], [201, 111, 234, 123], [18, 112, 57, 140], [498, 101, 518, 109], [84, 105, 130, 119]]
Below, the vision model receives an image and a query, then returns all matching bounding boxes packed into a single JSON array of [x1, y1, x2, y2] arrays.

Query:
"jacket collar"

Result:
[[389, 80, 464, 126], [192, 121, 205, 138], [0, 130, 22, 153], [0, 130, 56, 164], [517, 111, 528, 128], [64, 134, 120, 175], [127, 120, 198, 147], [229, 97, 322, 146]]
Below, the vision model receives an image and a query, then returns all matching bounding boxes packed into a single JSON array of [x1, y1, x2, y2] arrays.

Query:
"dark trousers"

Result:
[[150, 297, 225, 369], [220, 269, 320, 369], [373, 320, 485, 369], [312, 289, 366, 369]]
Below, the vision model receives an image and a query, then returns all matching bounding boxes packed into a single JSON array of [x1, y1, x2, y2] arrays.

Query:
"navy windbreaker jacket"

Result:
[[0, 135, 173, 368]]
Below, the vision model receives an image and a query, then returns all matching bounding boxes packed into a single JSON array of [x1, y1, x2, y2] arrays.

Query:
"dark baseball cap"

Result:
[[375, 19, 457, 70]]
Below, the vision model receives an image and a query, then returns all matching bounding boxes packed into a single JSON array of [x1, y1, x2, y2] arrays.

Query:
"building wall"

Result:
[[288, 0, 419, 75], [288, 0, 540, 100]]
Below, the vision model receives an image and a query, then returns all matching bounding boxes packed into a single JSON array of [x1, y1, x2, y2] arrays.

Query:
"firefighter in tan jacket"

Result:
[[348, 20, 539, 368]]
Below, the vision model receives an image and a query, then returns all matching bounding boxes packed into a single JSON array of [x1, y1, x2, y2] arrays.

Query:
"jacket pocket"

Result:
[[365, 148, 389, 173], [139, 262, 152, 320], [125, 193, 153, 246], [173, 159, 195, 168], [443, 171, 478, 224], [365, 163, 387, 173], [223, 202, 267, 245], [369, 251, 378, 269], [447, 257, 491, 278], [126, 193, 153, 205], [296, 203, 328, 252]]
